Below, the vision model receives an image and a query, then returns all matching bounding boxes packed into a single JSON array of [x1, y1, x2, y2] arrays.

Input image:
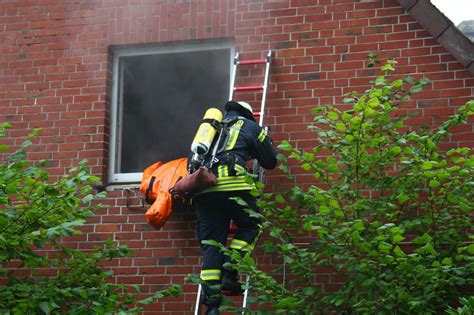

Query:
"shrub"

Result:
[[0, 125, 180, 314], [225, 61, 473, 314]]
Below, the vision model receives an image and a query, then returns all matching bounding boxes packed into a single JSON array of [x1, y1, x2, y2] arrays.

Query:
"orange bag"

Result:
[[140, 158, 188, 229]]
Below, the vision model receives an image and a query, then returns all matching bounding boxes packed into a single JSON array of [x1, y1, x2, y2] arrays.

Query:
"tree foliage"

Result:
[[226, 61, 473, 314], [0, 125, 181, 314]]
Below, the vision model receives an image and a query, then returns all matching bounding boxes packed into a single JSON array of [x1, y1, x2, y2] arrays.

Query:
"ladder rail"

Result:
[[228, 52, 239, 101], [241, 274, 251, 314], [194, 284, 202, 315], [259, 50, 272, 127]]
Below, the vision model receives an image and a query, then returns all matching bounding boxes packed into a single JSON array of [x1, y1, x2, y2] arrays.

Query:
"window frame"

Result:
[[108, 40, 234, 184]]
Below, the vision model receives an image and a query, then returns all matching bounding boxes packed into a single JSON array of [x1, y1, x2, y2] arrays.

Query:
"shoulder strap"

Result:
[[205, 116, 247, 168], [202, 118, 222, 131], [215, 116, 246, 155]]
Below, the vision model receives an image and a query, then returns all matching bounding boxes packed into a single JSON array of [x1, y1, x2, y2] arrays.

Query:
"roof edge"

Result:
[[397, 0, 474, 75]]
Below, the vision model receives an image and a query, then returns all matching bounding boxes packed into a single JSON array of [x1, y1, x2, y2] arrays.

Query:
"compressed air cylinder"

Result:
[[191, 108, 223, 156]]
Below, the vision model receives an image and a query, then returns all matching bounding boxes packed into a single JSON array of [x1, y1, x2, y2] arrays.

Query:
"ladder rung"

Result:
[[238, 59, 266, 65], [228, 224, 238, 234], [234, 85, 263, 91]]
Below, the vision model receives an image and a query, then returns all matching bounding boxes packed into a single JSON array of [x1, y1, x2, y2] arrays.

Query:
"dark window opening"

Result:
[[112, 44, 232, 180]]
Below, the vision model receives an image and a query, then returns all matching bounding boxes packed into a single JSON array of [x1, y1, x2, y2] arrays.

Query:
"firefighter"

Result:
[[192, 100, 277, 315]]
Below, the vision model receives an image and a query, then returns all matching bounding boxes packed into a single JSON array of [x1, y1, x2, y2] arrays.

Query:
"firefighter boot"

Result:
[[221, 269, 243, 295], [202, 281, 222, 315]]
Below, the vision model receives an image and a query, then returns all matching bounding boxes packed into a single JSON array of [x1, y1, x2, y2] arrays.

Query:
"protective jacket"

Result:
[[198, 110, 277, 194]]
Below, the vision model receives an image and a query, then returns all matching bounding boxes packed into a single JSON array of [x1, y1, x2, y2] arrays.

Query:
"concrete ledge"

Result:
[[409, 0, 451, 39], [438, 26, 474, 67], [398, 0, 417, 10]]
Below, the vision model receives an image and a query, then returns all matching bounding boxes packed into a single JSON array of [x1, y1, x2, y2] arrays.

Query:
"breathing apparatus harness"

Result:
[[189, 115, 246, 175]]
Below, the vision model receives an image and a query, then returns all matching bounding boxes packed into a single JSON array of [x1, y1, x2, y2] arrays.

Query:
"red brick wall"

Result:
[[1, 0, 472, 313]]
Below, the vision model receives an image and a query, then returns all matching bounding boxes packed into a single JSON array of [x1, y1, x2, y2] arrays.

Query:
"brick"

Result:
[[334, 60, 364, 70], [277, 48, 305, 58], [386, 31, 415, 41], [270, 8, 296, 17], [340, 18, 369, 28], [355, 1, 383, 10], [364, 24, 393, 34], [433, 80, 465, 89], [439, 88, 472, 98], [306, 14, 334, 23], [376, 7, 404, 17], [356, 34, 385, 43]]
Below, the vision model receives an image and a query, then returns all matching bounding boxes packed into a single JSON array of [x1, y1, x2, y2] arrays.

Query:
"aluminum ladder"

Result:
[[194, 49, 272, 315]]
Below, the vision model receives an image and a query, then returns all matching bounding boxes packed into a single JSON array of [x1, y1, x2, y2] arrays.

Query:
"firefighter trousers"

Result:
[[193, 190, 262, 284]]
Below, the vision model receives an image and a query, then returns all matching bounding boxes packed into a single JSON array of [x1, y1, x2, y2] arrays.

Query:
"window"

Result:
[[109, 40, 233, 183]]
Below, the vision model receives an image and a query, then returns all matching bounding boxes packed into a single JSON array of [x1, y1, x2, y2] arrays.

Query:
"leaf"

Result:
[[350, 116, 362, 125], [391, 146, 401, 155], [393, 235, 404, 243], [22, 140, 33, 148], [378, 242, 392, 253], [419, 78, 431, 85], [409, 84, 423, 94], [81, 194, 94, 203], [39, 301, 51, 314], [429, 180, 440, 188], [46, 228, 59, 239], [393, 246, 405, 257], [319, 205, 330, 214], [303, 152, 314, 162], [335, 122, 346, 131], [327, 111, 339, 121], [413, 233, 432, 245], [342, 112, 352, 122], [364, 107, 376, 116], [421, 161, 433, 170], [391, 79, 403, 88], [278, 141, 292, 152], [28, 128, 42, 138], [279, 164, 289, 173], [467, 244, 474, 255], [375, 76, 386, 85], [395, 120, 404, 128], [302, 163, 311, 171], [303, 287, 316, 296], [132, 285, 141, 293], [367, 97, 380, 108], [139, 297, 154, 305], [381, 63, 394, 72], [275, 194, 285, 204], [343, 98, 354, 104], [353, 221, 365, 231]]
